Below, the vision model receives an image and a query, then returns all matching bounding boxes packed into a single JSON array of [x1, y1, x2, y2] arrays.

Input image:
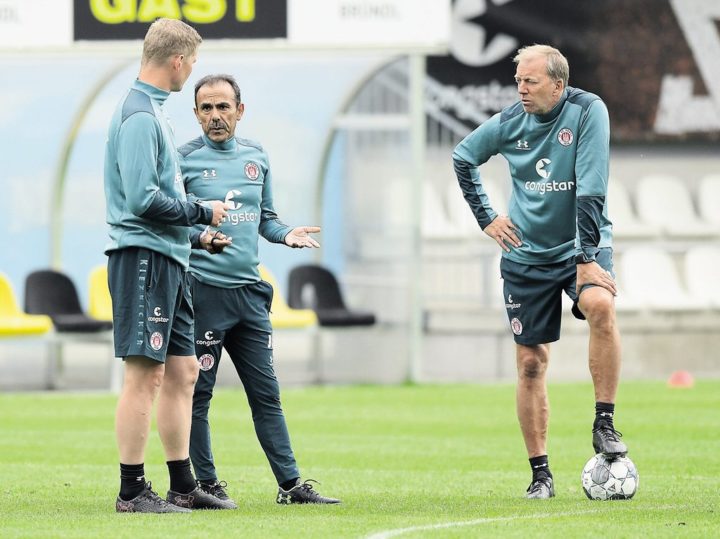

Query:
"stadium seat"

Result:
[[258, 264, 317, 329], [607, 179, 659, 239], [618, 247, 708, 311], [697, 174, 720, 227], [287, 264, 376, 327], [446, 176, 508, 238], [24, 270, 113, 332], [635, 175, 718, 238], [683, 245, 720, 308], [0, 273, 53, 337], [88, 265, 113, 322]]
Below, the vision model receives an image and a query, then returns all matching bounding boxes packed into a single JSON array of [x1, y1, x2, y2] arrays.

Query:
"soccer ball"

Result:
[[581, 454, 638, 500]]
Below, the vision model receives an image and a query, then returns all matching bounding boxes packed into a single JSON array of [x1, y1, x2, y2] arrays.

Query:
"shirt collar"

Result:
[[202, 133, 237, 151], [132, 79, 170, 106], [535, 88, 569, 124]]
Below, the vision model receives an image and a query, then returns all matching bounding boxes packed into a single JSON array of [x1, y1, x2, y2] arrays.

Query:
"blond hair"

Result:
[[142, 18, 202, 66], [514, 44, 569, 86]]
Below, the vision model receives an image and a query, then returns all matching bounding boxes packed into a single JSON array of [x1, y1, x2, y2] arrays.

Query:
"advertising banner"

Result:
[[73, 0, 287, 40], [288, 0, 450, 48], [428, 0, 720, 143], [0, 0, 72, 48]]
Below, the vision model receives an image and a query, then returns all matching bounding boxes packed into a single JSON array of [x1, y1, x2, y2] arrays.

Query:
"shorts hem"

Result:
[[167, 345, 197, 357], [512, 335, 560, 346], [114, 350, 166, 364]]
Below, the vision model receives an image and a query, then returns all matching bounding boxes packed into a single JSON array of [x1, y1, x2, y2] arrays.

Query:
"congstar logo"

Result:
[[225, 190, 243, 210], [196, 329, 222, 346], [148, 306, 169, 323], [224, 189, 259, 224], [525, 158, 575, 195], [535, 158, 551, 179]]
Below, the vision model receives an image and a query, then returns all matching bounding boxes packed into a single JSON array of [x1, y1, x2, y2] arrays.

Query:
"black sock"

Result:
[[167, 458, 196, 494], [280, 478, 300, 491], [119, 463, 146, 501], [595, 402, 615, 428], [529, 455, 552, 480]]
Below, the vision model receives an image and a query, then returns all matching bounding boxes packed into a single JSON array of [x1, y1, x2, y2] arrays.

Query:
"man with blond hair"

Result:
[[453, 44, 629, 499], [104, 18, 233, 513]]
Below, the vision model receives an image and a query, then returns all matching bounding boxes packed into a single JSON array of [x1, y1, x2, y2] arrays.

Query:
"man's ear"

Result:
[[237, 103, 245, 120]]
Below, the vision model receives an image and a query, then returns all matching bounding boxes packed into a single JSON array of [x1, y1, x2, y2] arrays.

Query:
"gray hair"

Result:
[[514, 44, 569, 86], [142, 18, 202, 66], [194, 74, 242, 106]]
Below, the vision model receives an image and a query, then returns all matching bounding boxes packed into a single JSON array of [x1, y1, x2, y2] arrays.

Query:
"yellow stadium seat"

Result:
[[0, 272, 53, 337], [88, 265, 113, 322], [258, 264, 317, 329]]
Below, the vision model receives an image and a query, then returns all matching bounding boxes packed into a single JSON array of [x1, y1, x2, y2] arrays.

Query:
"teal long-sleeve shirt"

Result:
[[104, 80, 213, 268], [452, 87, 613, 265], [179, 134, 291, 288]]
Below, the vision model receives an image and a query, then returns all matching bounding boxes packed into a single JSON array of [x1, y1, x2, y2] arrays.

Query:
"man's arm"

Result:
[[452, 117, 521, 252], [575, 99, 610, 263], [452, 156, 497, 229], [257, 160, 292, 243], [117, 113, 214, 226], [575, 99, 616, 295]]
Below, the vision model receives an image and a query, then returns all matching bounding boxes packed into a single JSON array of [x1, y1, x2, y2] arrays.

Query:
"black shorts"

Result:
[[108, 247, 195, 362], [500, 248, 614, 345]]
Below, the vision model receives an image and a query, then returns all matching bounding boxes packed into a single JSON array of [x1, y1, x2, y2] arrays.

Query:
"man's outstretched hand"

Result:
[[284, 226, 321, 248]]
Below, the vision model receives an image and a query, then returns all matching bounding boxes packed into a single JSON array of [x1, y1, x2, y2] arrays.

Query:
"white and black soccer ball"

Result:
[[581, 454, 638, 500]]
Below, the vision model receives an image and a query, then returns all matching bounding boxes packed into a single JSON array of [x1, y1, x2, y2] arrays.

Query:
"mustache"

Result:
[[209, 121, 228, 130]]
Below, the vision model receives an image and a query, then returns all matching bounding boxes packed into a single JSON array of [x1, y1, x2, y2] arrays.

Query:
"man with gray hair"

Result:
[[104, 18, 233, 513], [453, 44, 629, 499], [180, 73, 340, 506]]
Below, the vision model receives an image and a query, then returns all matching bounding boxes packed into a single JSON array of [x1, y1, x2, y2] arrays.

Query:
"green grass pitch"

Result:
[[1, 381, 718, 538]]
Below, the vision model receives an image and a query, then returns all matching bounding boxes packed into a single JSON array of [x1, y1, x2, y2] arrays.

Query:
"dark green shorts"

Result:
[[108, 247, 195, 362], [499, 248, 614, 345]]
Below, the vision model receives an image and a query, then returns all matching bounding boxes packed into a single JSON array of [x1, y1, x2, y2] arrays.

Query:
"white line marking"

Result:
[[365, 510, 605, 539], [365, 505, 686, 539]]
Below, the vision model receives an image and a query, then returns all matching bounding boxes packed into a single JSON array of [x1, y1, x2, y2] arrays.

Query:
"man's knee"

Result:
[[516, 345, 548, 379], [247, 384, 283, 419], [164, 355, 200, 392], [192, 386, 213, 415], [124, 356, 165, 395], [579, 289, 616, 328]]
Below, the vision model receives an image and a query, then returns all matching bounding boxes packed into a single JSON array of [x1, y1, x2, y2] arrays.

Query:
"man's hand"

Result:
[[207, 200, 230, 227], [484, 215, 522, 253], [576, 261, 617, 296], [284, 226, 321, 248], [200, 229, 232, 254]]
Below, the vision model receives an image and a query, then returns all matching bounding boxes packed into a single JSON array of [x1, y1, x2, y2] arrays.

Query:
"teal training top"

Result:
[[104, 80, 212, 268], [179, 134, 291, 288], [452, 87, 612, 265]]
